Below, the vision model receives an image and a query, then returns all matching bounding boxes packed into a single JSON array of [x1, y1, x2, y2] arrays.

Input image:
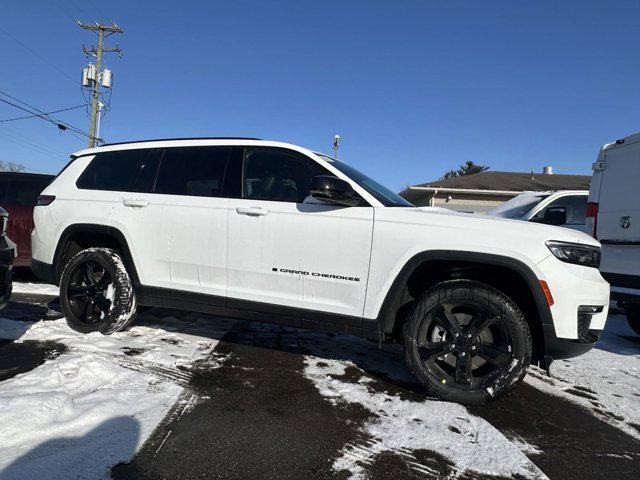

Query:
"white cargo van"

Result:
[[588, 133, 640, 335]]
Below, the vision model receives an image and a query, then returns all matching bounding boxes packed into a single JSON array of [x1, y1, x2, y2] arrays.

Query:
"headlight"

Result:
[[546, 241, 600, 268]]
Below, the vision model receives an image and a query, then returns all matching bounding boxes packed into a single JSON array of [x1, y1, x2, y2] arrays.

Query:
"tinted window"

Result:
[[242, 148, 327, 203], [154, 147, 230, 197], [77, 149, 160, 192], [532, 195, 587, 225]]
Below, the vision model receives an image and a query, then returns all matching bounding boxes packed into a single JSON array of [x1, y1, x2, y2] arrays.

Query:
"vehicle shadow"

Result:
[[0, 416, 140, 480], [0, 299, 63, 324], [136, 307, 428, 399]]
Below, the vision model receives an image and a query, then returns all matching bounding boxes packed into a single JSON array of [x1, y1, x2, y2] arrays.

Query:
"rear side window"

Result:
[[242, 148, 328, 203], [154, 146, 230, 197], [77, 149, 160, 192]]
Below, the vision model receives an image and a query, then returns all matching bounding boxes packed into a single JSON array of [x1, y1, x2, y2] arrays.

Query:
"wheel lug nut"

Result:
[[466, 333, 472, 338], [450, 343, 456, 349], [454, 333, 459, 338], [460, 352, 466, 357], [471, 346, 476, 350]]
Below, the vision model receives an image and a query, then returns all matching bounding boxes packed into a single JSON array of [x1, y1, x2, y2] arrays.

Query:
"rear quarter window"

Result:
[[76, 149, 160, 193]]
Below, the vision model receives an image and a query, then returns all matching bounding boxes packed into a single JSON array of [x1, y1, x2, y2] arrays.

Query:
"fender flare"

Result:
[[53, 223, 140, 286], [375, 250, 554, 335]]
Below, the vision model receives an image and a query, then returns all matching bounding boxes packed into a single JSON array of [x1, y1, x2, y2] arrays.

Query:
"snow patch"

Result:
[[0, 313, 235, 479], [11, 282, 59, 296], [525, 314, 640, 440], [304, 356, 546, 479]]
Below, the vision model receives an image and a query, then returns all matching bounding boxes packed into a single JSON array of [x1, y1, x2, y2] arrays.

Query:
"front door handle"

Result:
[[123, 198, 149, 208], [236, 206, 269, 216]]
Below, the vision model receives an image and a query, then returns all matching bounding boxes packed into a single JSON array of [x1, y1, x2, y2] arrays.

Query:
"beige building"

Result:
[[399, 168, 591, 214]]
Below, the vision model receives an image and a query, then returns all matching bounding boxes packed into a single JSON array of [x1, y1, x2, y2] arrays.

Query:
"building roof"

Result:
[[403, 170, 591, 193]]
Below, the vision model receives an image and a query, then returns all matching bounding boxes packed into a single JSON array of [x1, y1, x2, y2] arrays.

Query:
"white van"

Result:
[[588, 132, 640, 335]]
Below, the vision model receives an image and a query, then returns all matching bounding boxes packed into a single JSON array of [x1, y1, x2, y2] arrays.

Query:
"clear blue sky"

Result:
[[1, 1, 638, 191]]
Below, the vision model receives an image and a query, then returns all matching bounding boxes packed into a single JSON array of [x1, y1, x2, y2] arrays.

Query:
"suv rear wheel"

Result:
[[403, 280, 531, 405], [60, 248, 137, 334]]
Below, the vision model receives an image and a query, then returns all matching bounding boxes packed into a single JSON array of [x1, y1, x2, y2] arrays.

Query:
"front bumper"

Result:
[[536, 255, 610, 361]]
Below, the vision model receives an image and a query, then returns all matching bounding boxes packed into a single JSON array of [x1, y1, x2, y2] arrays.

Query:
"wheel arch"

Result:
[[52, 223, 140, 287], [376, 250, 553, 362]]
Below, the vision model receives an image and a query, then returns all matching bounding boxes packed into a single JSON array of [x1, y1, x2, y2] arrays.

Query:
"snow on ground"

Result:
[[296, 331, 546, 479], [11, 282, 60, 296], [305, 356, 545, 479], [0, 312, 235, 480], [524, 314, 640, 440]]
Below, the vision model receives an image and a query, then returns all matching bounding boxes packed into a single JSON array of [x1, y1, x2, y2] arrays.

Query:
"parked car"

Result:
[[0, 172, 54, 268], [488, 190, 588, 232], [588, 133, 640, 335], [0, 207, 15, 308], [31, 138, 609, 404]]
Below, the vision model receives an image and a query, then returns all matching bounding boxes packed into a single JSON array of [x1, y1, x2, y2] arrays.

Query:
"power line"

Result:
[[0, 90, 93, 139], [0, 104, 87, 123]]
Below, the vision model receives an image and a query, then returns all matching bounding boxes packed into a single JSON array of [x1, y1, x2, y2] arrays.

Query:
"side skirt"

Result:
[[137, 285, 381, 341]]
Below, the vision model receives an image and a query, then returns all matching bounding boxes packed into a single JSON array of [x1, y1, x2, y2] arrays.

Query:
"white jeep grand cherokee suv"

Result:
[[32, 138, 610, 404]]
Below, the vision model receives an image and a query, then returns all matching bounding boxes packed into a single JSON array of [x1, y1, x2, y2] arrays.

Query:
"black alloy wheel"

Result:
[[416, 300, 513, 390], [60, 248, 137, 335], [66, 260, 113, 324], [404, 280, 531, 404]]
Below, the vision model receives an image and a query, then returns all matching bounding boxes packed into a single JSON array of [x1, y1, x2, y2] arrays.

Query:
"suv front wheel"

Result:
[[60, 248, 137, 334], [403, 280, 531, 405]]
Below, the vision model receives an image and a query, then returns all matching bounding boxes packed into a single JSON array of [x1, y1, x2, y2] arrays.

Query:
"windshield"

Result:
[[488, 193, 550, 219], [318, 155, 413, 207]]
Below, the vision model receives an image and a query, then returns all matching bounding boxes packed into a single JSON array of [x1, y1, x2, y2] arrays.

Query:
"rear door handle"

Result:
[[123, 198, 149, 208], [236, 206, 269, 216]]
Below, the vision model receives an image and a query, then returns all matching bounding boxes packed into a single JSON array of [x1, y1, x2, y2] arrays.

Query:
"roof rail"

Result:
[[101, 137, 262, 147]]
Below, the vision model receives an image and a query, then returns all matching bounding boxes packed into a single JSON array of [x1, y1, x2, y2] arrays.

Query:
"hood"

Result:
[[382, 206, 600, 248]]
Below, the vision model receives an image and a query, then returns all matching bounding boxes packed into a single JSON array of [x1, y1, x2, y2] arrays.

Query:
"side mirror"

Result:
[[540, 206, 567, 226], [309, 175, 362, 207]]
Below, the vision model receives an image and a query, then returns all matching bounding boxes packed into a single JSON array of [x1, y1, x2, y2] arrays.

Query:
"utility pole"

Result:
[[77, 21, 123, 148]]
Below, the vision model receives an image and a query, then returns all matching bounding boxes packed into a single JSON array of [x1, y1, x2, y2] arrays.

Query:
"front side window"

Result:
[[242, 148, 327, 203], [76, 149, 160, 193], [532, 195, 587, 225], [154, 147, 231, 197]]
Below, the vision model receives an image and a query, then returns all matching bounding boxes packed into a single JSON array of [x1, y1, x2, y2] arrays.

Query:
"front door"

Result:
[[226, 147, 374, 318]]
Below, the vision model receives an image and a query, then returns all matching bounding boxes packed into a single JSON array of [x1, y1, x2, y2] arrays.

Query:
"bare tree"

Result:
[[0, 161, 26, 172]]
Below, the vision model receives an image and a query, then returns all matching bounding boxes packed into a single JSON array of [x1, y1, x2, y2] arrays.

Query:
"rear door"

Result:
[[597, 141, 640, 281], [150, 146, 231, 298]]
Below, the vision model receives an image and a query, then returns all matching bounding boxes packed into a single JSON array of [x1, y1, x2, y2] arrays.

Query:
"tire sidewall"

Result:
[[404, 280, 531, 405], [60, 248, 136, 335]]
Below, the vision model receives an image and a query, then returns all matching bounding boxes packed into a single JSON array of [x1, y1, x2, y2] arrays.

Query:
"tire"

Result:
[[403, 280, 532, 405], [623, 304, 640, 336], [60, 248, 137, 334]]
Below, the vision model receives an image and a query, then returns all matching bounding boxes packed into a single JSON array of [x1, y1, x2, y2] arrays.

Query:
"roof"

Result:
[[403, 170, 591, 193], [71, 138, 299, 159], [101, 137, 261, 147]]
